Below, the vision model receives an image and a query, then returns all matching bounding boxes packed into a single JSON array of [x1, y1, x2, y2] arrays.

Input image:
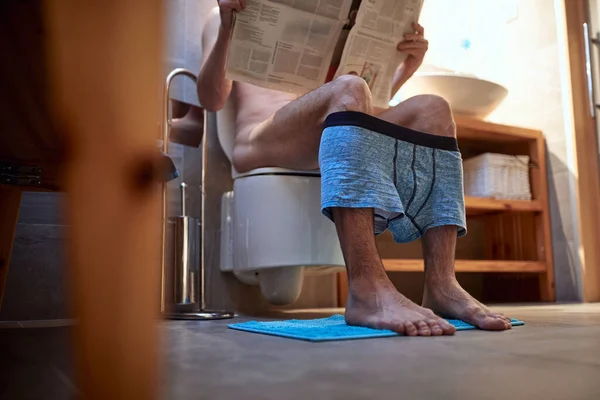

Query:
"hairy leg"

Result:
[[333, 208, 456, 336], [376, 94, 456, 137], [232, 75, 373, 172], [380, 96, 511, 330], [421, 226, 512, 330]]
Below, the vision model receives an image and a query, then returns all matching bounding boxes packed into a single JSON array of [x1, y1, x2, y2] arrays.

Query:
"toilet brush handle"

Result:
[[180, 182, 187, 217]]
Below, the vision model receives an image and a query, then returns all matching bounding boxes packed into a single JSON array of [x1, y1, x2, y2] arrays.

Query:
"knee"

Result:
[[327, 75, 373, 114], [407, 94, 456, 138]]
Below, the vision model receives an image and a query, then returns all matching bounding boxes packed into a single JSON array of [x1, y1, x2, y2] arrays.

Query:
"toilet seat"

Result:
[[215, 98, 318, 179]]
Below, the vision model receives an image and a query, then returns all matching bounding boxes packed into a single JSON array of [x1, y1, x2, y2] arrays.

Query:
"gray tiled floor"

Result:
[[2, 304, 600, 399]]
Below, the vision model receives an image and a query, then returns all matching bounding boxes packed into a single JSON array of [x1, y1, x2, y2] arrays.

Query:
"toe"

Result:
[[474, 312, 508, 331], [426, 319, 443, 336], [404, 322, 418, 336], [415, 320, 431, 336], [489, 313, 512, 330], [490, 312, 510, 323], [437, 318, 456, 335], [391, 322, 406, 335]]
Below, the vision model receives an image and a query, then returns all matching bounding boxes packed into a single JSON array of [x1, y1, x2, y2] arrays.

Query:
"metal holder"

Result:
[[160, 68, 234, 320]]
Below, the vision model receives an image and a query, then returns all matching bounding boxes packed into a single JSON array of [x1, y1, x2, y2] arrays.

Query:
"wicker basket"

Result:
[[463, 153, 532, 200]]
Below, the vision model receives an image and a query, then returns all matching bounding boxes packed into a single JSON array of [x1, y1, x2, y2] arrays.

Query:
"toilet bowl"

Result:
[[215, 99, 344, 305]]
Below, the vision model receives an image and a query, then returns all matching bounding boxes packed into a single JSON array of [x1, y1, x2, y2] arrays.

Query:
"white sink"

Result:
[[394, 72, 509, 119]]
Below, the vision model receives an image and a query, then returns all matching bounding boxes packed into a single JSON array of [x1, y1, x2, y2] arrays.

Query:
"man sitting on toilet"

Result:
[[180, 0, 513, 336]]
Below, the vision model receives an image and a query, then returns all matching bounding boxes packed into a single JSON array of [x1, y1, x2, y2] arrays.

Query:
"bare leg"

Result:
[[421, 226, 512, 330], [378, 95, 511, 330], [232, 75, 373, 172], [333, 208, 456, 336], [376, 94, 457, 135]]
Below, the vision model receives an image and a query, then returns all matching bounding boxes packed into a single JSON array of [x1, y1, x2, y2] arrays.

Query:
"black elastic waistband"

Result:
[[324, 111, 459, 152]]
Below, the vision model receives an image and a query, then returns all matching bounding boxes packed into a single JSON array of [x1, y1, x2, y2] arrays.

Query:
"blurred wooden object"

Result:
[[45, 0, 164, 398]]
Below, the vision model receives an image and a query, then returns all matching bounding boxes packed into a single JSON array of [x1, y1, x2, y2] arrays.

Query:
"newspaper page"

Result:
[[269, 0, 353, 21], [225, 0, 351, 94], [334, 0, 424, 108]]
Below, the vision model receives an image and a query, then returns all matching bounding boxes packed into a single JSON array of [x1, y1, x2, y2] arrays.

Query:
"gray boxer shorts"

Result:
[[319, 111, 467, 243]]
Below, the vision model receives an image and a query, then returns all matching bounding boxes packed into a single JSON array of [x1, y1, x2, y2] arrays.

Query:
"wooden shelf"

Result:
[[455, 115, 542, 142], [382, 259, 546, 273], [465, 196, 542, 215]]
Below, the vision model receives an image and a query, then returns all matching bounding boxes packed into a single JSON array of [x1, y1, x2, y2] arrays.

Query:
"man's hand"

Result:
[[396, 22, 428, 79], [218, 0, 246, 31]]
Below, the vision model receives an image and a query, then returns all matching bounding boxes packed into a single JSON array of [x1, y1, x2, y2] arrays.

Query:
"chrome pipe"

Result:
[[160, 68, 234, 320], [161, 68, 197, 313]]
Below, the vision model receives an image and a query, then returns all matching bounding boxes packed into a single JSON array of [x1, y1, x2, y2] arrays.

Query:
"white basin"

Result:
[[394, 72, 509, 119]]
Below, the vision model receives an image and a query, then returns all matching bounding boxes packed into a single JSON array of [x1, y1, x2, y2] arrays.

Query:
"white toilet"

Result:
[[215, 100, 345, 305]]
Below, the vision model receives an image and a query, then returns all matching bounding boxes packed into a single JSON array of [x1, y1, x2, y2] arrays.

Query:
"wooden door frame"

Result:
[[563, 0, 600, 301], [45, 0, 164, 397]]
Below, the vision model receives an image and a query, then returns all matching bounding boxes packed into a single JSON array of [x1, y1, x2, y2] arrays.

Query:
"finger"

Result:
[[223, 0, 241, 12], [413, 22, 425, 36], [396, 42, 428, 51], [398, 49, 420, 57], [397, 40, 428, 48], [403, 34, 428, 43], [239, 0, 246, 10]]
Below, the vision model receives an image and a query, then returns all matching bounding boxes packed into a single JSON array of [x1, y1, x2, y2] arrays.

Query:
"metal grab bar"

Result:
[[160, 68, 234, 320]]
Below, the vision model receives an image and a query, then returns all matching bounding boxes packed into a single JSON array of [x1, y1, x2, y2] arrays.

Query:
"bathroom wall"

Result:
[[411, 0, 581, 301]]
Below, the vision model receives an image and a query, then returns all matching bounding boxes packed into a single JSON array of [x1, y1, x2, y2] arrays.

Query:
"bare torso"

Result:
[[232, 82, 298, 135]]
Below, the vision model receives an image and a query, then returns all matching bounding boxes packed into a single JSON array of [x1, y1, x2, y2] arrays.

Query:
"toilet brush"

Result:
[[160, 68, 234, 320]]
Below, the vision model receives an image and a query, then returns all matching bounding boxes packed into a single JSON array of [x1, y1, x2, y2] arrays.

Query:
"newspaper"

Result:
[[226, 0, 424, 108]]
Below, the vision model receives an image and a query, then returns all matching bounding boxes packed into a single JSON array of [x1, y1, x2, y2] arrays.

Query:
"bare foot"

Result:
[[345, 275, 456, 336], [423, 276, 512, 331]]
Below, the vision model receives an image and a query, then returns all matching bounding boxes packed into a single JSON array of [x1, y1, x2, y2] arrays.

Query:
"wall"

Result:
[[410, 0, 581, 301]]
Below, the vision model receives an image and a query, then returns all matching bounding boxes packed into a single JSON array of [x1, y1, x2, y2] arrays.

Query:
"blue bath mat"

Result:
[[228, 314, 524, 342]]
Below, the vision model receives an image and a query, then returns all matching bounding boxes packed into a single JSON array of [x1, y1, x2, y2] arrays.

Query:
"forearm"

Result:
[[197, 27, 233, 112], [390, 64, 410, 100]]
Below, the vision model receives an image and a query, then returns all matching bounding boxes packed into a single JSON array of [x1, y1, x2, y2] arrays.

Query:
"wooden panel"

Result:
[[465, 196, 542, 215], [0, 186, 22, 310], [529, 137, 555, 301], [482, 213, 538, 262], [564, 0, 600, 302], [455, 115, 542, 142], [382, 259, 546, 273], [337, 272, 348, 307], [45, 0, 164, 398]]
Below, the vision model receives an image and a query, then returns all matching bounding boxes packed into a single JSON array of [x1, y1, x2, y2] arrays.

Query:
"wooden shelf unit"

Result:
[[465, 196, 542, 216], [382, 259, 546, 273], [338, 116, 555, 305]]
